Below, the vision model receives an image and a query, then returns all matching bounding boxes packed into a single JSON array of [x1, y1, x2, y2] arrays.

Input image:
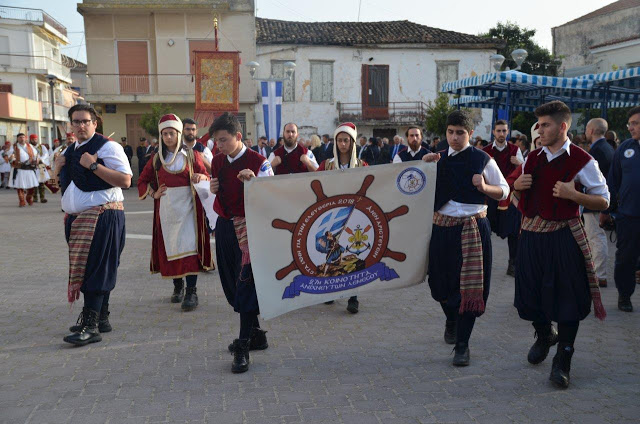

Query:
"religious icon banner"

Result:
[[245, 162, 436, 319], [194, 51, 239, 113]]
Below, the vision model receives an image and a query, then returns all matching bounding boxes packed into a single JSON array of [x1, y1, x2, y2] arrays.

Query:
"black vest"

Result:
[[61, 133, 114, 194], [191, 142, 205, 153], [434, 146, 490, 212], [398, 147, 429, 162]]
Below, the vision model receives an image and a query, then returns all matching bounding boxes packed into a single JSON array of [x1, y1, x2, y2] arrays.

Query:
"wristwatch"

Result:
[[89, 162, 98, 172]]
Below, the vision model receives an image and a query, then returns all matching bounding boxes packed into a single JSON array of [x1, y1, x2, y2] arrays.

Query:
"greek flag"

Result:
[[261, 81, 283, 142], [315, 206, 354, 239]]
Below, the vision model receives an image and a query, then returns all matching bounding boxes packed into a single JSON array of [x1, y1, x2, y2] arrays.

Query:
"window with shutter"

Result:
[[271, 61, 295, 102], [310, 61, 333, 102], [436, 61, 459, 93], [117, 41, 149, 94]]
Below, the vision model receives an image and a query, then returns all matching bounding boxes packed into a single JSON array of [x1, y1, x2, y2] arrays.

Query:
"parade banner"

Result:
[[245, 162, 436, 319], [261, 81, 283, 141], [194, 51, 239, 127]]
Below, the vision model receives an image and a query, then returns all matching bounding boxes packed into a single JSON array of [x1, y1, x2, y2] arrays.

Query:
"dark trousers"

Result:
[[615, 216, 640, 298]]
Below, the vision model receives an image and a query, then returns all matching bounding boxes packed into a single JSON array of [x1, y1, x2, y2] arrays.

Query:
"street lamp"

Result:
[[246, 61, 296, 81], [45, 74, 57, 148], [511, 49, 528, 70], [489, 54, 505, 72]]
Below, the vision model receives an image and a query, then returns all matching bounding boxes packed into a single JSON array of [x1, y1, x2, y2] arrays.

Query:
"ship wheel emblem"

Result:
[[272, 175, 409, 299]]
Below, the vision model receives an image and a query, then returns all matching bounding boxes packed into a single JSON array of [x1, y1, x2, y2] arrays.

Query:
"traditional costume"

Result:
[[428, 143, 508, 366], [392, 145, 430, 163], [60, 128, 132, 346], [212, 134, 273, 372], [268, 142, 318, 175], [9, 139, 39, 206], [482, 140, 523, 276], [31, 136, 52, 203], [510, 139, 608, 388], [0, 142, 13, 188], [316, 122, 368, 313], [138, 114, 214, 311]]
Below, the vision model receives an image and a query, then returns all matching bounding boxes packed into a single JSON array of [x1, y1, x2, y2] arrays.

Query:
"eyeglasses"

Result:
[[627, 121, 640, 129], [71, 119, 95, 127]]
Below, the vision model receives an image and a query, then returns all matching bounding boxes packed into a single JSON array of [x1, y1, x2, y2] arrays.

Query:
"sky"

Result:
[[6, 0, 615, 64]]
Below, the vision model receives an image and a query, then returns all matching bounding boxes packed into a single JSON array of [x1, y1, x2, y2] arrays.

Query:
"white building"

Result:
[[255, 18, 503, 140], [553, 0, 640, 76], [0, 5, 75, 146]]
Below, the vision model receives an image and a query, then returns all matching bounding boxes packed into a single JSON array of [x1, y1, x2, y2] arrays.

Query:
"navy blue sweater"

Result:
[[607, 138, 640, 217]]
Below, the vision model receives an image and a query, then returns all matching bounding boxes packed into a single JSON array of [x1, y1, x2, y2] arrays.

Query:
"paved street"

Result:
[[0, 188, 639, 424]]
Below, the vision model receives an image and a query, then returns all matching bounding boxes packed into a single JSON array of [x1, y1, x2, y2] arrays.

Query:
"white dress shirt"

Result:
[[268, 144, 319, 167], [438, 144, 510, 218], [492, 141, 524, 163], [393, 146, 421, 163], [519, 139, 609, 203], [61, 134, 133, 214], [228, 145, 274, 177]]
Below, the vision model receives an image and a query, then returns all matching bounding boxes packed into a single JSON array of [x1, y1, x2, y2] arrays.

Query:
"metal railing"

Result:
[[42, 103, 69, 121], [338, 102, 428, 125], [0, 5, 67, 37], [87, 74, 196, 96]]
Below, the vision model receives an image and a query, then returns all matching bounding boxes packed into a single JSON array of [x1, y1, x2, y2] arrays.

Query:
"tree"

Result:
[[578, 107, 632, 141], [139, 104, 172, 138], [481, 21, 562, 77], [425, 93, 456, 137]]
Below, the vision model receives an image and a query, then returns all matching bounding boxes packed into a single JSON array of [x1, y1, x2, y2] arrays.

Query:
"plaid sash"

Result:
[[233, 217, 250, 265], [65, 201, 124, 304], [433, 210, 487, 315], [521, 216, 606, 320]]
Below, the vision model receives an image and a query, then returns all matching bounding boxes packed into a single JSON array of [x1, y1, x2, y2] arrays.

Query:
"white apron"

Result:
[[159, 185, 197, 261]]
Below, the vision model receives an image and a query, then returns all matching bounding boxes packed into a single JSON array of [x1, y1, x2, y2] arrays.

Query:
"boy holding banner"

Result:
[[209, 113, 274, 374], [423, 110, 509, 366]]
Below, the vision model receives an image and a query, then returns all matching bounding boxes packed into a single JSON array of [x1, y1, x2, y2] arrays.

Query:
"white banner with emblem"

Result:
[[245, 161, 436, 320]]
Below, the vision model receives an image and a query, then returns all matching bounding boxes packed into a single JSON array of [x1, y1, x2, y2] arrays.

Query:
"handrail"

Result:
[[0, 5, 67, 37]]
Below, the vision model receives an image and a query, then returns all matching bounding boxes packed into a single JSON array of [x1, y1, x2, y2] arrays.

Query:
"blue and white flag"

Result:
[[315, 206, 353, 239], [261, 81, 283, 142]]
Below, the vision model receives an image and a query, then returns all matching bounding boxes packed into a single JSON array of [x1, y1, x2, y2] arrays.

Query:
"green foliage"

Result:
[[511, 111, 537, 138], [481, 21, 562, 76], [577, 107, 632, 140], [425, 93, 456, 137], [139, 104, 171, 138]]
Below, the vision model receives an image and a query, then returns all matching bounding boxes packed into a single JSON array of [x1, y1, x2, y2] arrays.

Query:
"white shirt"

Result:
[[438, 144, 510, 218], [61, 133, 133, 214], [268, 143, 319, 168], [519, 139, 609, 203], [492, 141, 524, 163], [185, 142, 213, 165], [393, 146, 422, 163], [206, 138, 215, 152], [228, 145, 274, 177]]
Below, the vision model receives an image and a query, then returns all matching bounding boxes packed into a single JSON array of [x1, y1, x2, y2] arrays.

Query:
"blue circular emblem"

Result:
[[396, 167, 426, 195]]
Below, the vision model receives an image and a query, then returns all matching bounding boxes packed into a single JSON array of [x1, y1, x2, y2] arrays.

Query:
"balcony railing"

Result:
[[42, 103, 69, 121], [338, 102, 428, 126], [0, 5, 67, 37], [87, 74, 196, 96]]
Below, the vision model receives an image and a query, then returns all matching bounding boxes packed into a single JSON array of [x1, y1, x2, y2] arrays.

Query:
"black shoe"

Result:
[[324, 300, 335, 305], [528, 324, 558, 364], [618, 295, 633, 312], [549, 345, 574, 388], [452, 342, 470, 366], [506, 260, 515, 277], [182, 287, 198, 311], [444, 320, 457, 345], [69, 306, 112, 333], [228, 328, 268, 352], [171, 280, 185, 303], [231, 338, 250, 373], [63, 308, 102, 346], [347, 297, 359, 314]]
